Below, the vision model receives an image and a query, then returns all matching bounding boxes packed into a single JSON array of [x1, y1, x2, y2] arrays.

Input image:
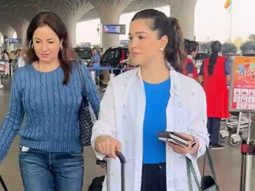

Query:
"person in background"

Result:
[[99, 47, 104, 57], [10, 50, 19, 73], [0, 11, 100, 191], [91, 47, 101, 69], [9, 50, 15, 64], [91, 47, 101, 83], [199, 40, 230, 149], [91, 9, 209, 191], [11, 49, 24, 72], [1, 49, 9, 61], [16, 49, 26, 68], [182, 39, 199, 80]]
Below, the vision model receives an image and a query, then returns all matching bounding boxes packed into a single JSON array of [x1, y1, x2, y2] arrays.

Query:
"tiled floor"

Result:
[[0, 77, 254, 191]]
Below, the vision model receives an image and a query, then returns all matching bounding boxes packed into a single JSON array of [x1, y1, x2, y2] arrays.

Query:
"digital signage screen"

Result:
[[103, 24, 126, 34]]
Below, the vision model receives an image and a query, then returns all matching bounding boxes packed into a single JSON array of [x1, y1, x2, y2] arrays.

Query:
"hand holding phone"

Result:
[[158, 131, 195, 147]]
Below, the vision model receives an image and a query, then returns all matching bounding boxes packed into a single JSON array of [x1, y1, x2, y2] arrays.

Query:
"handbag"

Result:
[[77, 61, 97, 146], [186, 147, 219, 191]]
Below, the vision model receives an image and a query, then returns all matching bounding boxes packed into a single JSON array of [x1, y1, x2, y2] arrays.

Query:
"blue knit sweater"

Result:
[[0, 62, 100, 161]]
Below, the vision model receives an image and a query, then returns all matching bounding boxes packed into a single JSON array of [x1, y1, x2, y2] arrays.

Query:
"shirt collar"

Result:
[[134, 61, 182, 96]]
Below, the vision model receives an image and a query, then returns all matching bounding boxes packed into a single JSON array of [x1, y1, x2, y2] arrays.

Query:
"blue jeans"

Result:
[[19, 146, 84, 191]]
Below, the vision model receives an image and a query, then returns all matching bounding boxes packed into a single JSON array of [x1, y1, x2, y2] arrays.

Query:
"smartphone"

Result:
[[158, 131, 190, 147]]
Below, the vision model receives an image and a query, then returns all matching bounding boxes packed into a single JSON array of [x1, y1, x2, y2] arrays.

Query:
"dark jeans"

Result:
[[141, 163, 166, 191], [19, 146, 84, 191], [207, 117, 221, 145]]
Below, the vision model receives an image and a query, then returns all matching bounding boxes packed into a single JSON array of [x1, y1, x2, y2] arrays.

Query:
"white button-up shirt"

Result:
[[91, 67, 209, 191]]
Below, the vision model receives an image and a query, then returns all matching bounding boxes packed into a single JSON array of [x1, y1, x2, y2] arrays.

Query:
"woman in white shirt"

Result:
[[91, 9, 209, 191]]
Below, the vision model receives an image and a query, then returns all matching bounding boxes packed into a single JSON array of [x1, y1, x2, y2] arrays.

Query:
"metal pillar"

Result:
[[240, 113, 255, 191], [0, 78, 3, 89]]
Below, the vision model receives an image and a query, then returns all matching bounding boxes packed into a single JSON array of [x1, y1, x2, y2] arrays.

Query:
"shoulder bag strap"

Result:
[[77, 59, 86, 93], [0, 175, 8, 191], [205, 147, 218, 185], [77, 60, 90, 108], [186, 157, 202, 191]]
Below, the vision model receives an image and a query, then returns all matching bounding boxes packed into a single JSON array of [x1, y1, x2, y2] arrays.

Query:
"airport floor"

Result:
[[0, 77, 254, 191]]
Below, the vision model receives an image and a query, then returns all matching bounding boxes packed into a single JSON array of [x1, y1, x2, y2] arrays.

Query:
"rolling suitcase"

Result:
[[0, 175, 8, 191], [88, 151, 126, 191]]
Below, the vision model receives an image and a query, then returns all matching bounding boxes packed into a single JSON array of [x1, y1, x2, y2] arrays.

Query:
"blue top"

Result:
[[91, 52, 101, 69], [0, 61, 101, 161], [143, 78, 171, 164]]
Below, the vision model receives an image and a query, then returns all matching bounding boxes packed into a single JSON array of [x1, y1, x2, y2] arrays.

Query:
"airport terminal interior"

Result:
[[0, 77, 254, 191]]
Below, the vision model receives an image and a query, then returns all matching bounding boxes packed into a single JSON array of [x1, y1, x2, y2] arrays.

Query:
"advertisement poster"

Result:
[[229, 56, 255, 111]]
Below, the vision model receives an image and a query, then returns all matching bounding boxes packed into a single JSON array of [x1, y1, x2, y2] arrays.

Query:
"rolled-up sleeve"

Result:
[[91, 81, 117, 160], [186, 83, 209, 161]]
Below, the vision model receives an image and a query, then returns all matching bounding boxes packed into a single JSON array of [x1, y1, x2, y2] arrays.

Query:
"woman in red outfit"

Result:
[[199, 41, 230, 149], [182, 40, 199, 80]]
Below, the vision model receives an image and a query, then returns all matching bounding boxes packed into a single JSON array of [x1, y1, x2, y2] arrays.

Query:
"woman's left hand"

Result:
[[167, 133, 199, 155]]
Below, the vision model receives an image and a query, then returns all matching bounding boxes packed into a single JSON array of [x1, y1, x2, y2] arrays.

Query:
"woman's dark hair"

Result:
[[131, 9, 185, 71], [25, 11, 77, 84], [208, 40, 222, 75], [185, 40, 199, 55], [184, 39, 190, 54]]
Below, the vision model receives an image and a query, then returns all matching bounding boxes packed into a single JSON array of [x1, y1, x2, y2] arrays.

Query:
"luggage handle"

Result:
[[115, 151, 126, 164], [115, 151, 126, 191], [96, 151, 126, 165], [96, 151, 126, 191]]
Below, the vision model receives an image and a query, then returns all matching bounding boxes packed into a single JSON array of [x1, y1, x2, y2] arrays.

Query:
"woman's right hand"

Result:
[[94, 135, 121, 159]]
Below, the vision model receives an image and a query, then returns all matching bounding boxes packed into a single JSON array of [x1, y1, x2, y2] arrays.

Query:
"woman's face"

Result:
[[128, 19, 166, 66], [32, 25, 62, 64]]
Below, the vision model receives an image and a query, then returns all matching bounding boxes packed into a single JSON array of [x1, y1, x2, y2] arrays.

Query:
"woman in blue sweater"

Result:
[[0, 12, 100, 191]]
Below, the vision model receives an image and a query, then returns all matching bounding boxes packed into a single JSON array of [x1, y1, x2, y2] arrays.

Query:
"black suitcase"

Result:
[[0, 175, 8, 191], [88, 151, 126, 191]]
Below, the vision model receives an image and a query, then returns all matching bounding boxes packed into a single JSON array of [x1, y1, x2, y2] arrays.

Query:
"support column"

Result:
[[0, 33, 3, 46], [0, 22, 15, 51], [60, 1, 92, 47], [169, 0, 197, 40], [14, 21, 29, 44], [65, 19, 77, 46], [89, 0, 132, 49]]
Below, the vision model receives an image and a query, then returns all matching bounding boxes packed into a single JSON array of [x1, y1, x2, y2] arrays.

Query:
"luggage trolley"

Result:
[[220, 112, 251, 146]]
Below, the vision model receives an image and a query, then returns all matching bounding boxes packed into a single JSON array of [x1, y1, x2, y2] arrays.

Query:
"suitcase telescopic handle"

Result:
[[96, 151, 126, 191], [115, 151, 126, 191], [115, 151, 126, 164]]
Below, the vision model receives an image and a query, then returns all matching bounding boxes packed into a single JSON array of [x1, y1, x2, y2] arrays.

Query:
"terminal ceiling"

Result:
[[0, 0, 168, 36]]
